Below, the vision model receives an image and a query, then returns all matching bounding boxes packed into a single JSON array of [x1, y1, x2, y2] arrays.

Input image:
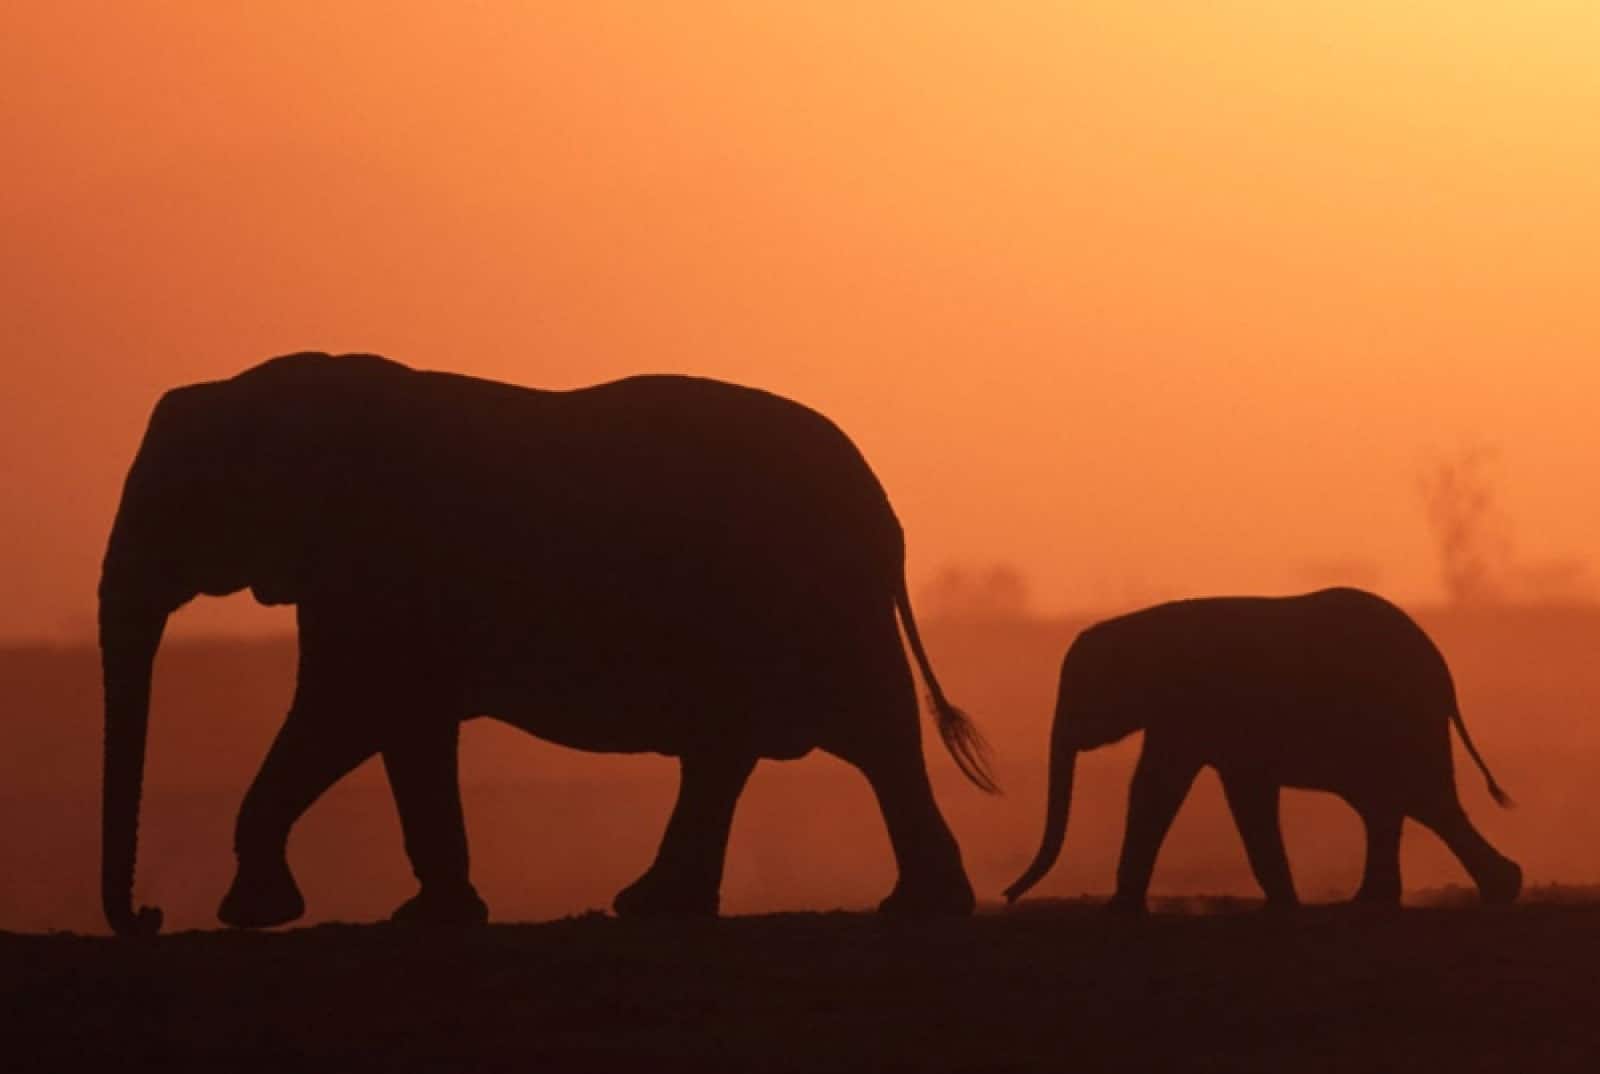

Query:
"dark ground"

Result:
[[6, 896, 1598, 1073], [5, 610, 1598, 1070]]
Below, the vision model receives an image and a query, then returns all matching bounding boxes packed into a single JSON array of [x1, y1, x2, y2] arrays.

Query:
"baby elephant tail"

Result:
[[1450, 698, 1514, 808], [895, 577, 999, 794]]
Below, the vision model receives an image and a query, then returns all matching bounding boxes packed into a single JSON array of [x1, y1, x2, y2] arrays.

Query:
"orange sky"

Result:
[[3, 3, 1598, 639]]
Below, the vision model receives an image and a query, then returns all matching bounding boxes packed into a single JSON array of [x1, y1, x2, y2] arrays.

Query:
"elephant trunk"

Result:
[[1002, 704, 1080, 903], [99, 596, 168, 937]]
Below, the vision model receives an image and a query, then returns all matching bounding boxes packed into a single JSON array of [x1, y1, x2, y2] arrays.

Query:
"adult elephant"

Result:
[[100, 352, 995, 936]]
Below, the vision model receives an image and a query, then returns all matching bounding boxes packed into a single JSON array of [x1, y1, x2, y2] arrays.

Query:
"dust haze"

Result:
[[4, 597, 1595, 933]]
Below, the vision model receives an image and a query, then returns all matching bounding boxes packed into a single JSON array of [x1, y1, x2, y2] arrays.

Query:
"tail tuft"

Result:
[[895, 573, 999, 794], [1486, 779, 1515, 810], [931, 695, 1000, 795]]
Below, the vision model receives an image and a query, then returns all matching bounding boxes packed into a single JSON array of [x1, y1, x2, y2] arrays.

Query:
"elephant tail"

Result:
[[1449, 697, 1514, 808], [895, 577, 999, 794]]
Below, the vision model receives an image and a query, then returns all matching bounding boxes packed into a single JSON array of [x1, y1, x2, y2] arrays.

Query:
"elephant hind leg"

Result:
[[1412, 800, 1521, 905], [857, 744, 975, 916], [614, 749, 757, 918], [826, 699, 974, 916], [1352, 806, 1403, 905], [1220, 772, 1298, 908]]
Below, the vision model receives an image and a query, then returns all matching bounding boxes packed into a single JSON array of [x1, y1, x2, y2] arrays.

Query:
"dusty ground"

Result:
[[6, 896, 1597, 1072]]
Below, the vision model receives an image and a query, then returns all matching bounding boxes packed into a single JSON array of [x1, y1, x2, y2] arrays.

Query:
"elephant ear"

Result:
[[231, 353, 411, 606], [229, 361, 333, 606], [243, 492, 309, 606], [103, 380, 240, 608]]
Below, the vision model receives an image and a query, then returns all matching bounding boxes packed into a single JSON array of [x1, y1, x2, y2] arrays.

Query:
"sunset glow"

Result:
[[5, 3, 1598, 638]]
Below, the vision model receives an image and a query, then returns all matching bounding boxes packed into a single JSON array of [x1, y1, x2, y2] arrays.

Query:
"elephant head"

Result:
[[98, 352, 399, 935]]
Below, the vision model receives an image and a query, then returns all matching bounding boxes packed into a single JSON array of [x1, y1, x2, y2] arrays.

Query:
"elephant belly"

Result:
[[463, 662, 826, 759], [449, 582, 906, 759], [477, 702, 681, 755], [1199, 694, 1437, 798]]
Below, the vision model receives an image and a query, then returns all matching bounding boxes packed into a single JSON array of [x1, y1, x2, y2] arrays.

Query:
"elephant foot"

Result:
[[612, 870, 719, 918], [1104, 892, 1148, 915], [1477, 858, 1522, 906], [876, 875, 976, 917], [219, 859, 305, 929], [388, 884, 490, 928], [1350, 884, 1402, 908]]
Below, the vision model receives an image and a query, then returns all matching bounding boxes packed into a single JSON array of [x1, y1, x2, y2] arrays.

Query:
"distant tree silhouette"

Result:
[[1418, 444, 1510, 606], [1418, 445, 1595, 606], [922, 564, 1031, 622]]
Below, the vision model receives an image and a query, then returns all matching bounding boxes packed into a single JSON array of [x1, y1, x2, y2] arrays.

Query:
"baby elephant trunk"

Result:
[[1002, 707, 1080, 903]]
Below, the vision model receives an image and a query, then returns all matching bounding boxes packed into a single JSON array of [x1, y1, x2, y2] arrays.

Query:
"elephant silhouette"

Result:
[[99, 352, 996, 936], [1004, 588, 1520, 910]]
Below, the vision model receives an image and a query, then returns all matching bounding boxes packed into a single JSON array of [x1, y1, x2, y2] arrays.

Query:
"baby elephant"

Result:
[[1005, 588, 1521, 910]]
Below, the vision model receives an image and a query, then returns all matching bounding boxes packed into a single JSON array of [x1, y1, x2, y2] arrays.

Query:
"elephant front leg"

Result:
[[1110, 743, 1199, 913], [614, 751, 756, 918], [383, 719, 488, 927], [223, 706, 379, 929]]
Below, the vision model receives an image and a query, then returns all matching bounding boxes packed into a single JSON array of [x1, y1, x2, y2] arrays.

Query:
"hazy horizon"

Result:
[[6, 605, 1595, 933], [10, 582, 1600, 646]]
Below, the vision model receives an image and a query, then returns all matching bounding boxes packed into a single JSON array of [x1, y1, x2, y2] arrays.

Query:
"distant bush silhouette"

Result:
[[921, 563, 1032, 622]]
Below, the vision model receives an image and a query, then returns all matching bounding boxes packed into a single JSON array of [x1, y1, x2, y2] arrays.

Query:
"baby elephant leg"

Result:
[[1112, 743, 1200, 912], [1414, 800, 1522, 905], [1220, 772, 1298, 908]]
